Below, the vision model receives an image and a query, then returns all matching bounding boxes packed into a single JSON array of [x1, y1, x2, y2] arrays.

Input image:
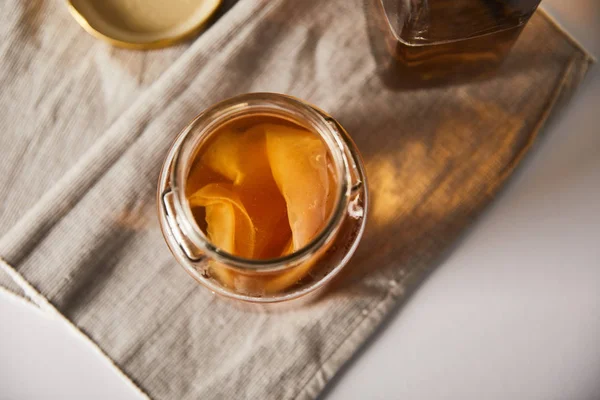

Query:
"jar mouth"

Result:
[[169, 93, 350, 273]]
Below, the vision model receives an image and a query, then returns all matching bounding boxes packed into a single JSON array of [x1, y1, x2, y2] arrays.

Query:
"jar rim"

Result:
[[167, 92, 351, 273]]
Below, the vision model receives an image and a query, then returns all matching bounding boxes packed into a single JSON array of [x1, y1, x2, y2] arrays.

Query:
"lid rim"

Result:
[[66, 0, 222, 50]]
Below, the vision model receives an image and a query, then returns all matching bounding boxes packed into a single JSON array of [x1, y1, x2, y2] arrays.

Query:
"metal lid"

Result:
[[67, 0, 221, 50]]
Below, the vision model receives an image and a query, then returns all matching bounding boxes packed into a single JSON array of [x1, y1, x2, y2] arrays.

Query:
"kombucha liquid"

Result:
[[185, 114, 338, 294], [367, 0, 540, 87]]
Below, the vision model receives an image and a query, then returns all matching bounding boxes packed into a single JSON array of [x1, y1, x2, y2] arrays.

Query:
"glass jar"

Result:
[[157, 93, 368, 303], [366, 0, 542, 87]]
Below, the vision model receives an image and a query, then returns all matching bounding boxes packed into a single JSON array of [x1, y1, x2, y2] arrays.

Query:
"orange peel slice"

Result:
[[188, 183, 256, 258], [265, 124, 330, 251]]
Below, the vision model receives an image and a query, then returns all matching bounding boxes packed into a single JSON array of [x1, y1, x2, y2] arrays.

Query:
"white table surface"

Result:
[[1, 2, 598, 399]]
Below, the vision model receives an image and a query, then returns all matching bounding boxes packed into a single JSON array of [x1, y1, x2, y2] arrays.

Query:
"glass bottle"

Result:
[[157, 93, 368, 304], [366, 0, 543, 87]]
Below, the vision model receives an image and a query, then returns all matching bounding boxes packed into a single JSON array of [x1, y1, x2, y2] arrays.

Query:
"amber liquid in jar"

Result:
[[367, 0, 540, 87], [185, 114, 338, 294]]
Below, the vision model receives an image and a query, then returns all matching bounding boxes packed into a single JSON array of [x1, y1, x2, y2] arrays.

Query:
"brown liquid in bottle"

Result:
[[366, 0, 540, 87]]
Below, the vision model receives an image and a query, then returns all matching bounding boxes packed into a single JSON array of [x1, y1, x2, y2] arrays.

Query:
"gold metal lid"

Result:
[[67, 0, 222, 50]]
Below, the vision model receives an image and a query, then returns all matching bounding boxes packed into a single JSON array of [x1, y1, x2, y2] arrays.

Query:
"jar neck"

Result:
[[167, 93, 352, 273]]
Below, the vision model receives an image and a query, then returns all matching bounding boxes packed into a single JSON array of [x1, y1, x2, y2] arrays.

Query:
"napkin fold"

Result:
[[0, 0, 593, 399]]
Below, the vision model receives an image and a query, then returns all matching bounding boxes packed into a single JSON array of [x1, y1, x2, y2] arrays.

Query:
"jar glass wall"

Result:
[[158, 93, 368, 303]]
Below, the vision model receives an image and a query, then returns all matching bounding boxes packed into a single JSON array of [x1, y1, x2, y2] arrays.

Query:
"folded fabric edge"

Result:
[[293, 42, 593, 400], [0, 284, 34, 306], [493, 54, 592, 191], [539, 8, 597, 63], [0, 268, 26, 298], [0, 257, 151, 400]]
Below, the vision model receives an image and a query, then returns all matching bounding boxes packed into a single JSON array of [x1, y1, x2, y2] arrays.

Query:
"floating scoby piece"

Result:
[[265, 124, 331, 251], [188, 183, 255, 258]]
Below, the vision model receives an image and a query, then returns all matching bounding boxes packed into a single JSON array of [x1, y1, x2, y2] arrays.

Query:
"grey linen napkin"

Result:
[[0, 0, 593, 399]]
